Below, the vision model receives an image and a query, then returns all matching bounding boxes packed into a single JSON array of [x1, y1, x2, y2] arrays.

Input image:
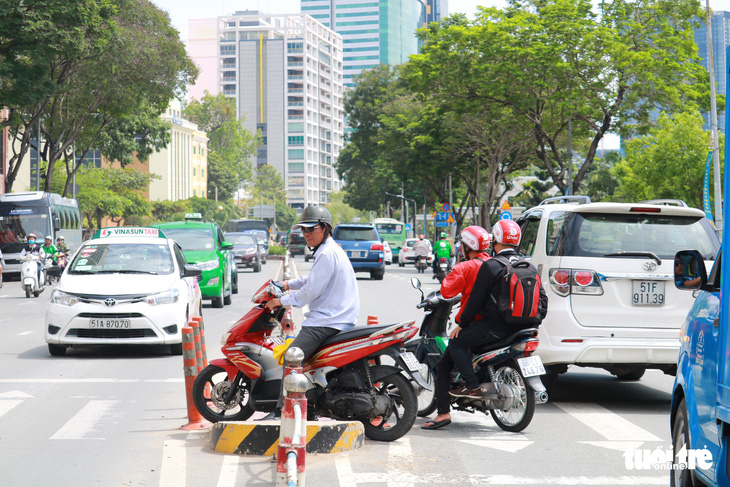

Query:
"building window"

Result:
[[288, 149, 305, 159], [288, 136, 304, 145], [222, 58, 235, 68], [289, 162, 305, 172], [288, 122, 304, 132], [220, 45, 236, 55]]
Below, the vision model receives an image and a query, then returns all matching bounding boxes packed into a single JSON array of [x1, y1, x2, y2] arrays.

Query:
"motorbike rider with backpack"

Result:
[[432, 231, 453, 278], [422, 226, 491, 429], [422, 220, 547, 430], [412, 234, 430, 269]]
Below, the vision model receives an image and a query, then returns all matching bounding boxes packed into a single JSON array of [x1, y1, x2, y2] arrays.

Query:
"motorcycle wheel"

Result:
[[192, 365, 254, 423], [362, 373, 417, 442], [489, 360, 535, 432], [416, 364, 437, 417], [24, 284, 31, 298]]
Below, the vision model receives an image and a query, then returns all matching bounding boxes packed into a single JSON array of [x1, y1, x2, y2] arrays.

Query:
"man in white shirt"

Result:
[[265, 206, 360, 415]]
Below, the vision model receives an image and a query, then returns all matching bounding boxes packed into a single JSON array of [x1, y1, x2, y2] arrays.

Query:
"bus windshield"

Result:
[[373, 219, 407, 252], [0, 207, 53, 253]]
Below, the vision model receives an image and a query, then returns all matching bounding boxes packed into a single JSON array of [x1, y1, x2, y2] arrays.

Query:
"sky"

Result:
[[151, 0, 730, 42]]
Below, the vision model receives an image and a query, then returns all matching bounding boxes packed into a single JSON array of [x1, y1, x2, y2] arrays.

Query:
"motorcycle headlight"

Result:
[[145, 289, 180, 306], [197, 259, 219, 271], [50, 289, 79, 307]]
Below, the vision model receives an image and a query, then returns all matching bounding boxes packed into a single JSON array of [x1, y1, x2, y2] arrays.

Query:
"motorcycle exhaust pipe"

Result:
[[535, 391, 549, 404]]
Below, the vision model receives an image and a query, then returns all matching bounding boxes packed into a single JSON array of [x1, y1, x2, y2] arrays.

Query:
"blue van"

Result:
[[332, 223, 385, 280]]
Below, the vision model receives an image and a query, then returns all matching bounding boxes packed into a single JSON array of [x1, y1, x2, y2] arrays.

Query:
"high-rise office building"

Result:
[[301, 0, 429, 87], [694, 10, 730, 131], [217, 12, 344, 209]]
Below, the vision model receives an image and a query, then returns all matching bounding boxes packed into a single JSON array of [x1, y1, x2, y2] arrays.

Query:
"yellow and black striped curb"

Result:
[[209, 420, 364, 455]]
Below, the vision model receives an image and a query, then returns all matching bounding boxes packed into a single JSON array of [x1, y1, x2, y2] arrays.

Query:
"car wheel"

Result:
[[399, 261, 404, 267], [305, 255, 310, 262], [224, 292, 232, 305], [614, 367, 646, 381], [48, 343, 67, 356], [671, 398, 696, 487], [212, 284, 225, 308], [170, 343, 183, 356], [254, 260, 261, 272], [232, 274, 238, 295], [371, 270, 385, 281]]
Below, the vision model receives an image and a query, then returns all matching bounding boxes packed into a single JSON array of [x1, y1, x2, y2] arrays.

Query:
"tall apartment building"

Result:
[[694, 10, 730, 131], [301, 0, 430, 87], [217, 11, 344, 209]]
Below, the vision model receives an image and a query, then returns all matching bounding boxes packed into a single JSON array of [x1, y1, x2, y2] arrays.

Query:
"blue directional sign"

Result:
[[405, 224, 412, 231], [500, 211, 513, 220], [436, 212, 449, 221]]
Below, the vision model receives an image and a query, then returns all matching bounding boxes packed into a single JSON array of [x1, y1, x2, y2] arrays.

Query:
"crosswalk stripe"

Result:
[[50, 400, 121, 440], [388, 438, 414, 487], [160, 439, 186, 486], [555, 402, 661, 441], [216, 455, 239, 487], [0, 400, 23, 419]]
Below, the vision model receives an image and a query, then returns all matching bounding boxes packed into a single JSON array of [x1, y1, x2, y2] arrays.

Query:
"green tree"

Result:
[[184, 91, 259, 201], [75, 166, 157, 237], [3, 0, 197, 194], [611, 110, 723, 209], [326, 191, 367, 226], [408, 0, 713, 196], [250, 164, 296, 230]]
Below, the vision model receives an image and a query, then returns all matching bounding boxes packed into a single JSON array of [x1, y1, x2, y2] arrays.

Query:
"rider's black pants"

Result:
[[435, 319, 504, 415]]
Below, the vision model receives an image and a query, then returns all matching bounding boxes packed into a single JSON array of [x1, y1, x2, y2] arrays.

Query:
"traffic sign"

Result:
[[442, 203, 450, 212], [435, 221, 449, 227], [501, 200, 512, 211], [447, 215, 455, 223], [436, 212, 449, 221], [500, 211, 513, 220], [405, 224, 412, 231]]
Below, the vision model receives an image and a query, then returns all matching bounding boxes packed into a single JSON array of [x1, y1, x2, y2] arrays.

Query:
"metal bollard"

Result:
[[283, 251, 292, 281], [180, 326, 210, 430], [190, 319, 204, 373], [191, 315, 208, 367], [282, 309, 295, 336], [276, 347, 307, 487]]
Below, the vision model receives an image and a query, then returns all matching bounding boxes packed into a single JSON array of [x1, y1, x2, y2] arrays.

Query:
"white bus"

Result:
[[0, 192, 82, 278]]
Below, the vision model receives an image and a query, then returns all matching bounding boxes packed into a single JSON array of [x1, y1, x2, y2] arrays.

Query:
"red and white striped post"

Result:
[[276, 347, 307, 487], [180, 326, 210, 430], [191, 315, 208, 367]]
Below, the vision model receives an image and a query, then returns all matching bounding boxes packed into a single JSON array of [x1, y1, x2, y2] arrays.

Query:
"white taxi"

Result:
[[44, 227, 203, 356]]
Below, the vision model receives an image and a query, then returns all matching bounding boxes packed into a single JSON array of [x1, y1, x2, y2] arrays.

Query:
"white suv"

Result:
[[515, 197, 719, 384]]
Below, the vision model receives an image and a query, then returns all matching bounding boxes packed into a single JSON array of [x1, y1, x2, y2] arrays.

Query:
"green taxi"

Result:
[[153, 214, 234, 308]]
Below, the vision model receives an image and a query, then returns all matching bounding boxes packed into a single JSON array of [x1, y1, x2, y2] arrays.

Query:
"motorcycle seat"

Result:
[[470, 328, 539, 355], [320, 324, 396, 347]]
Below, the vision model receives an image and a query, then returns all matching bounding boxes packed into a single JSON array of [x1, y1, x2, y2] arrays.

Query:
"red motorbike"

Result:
[[192, 280, 429, 441]]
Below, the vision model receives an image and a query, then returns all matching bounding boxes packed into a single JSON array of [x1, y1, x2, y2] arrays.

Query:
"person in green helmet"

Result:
[[432, 231, 453, 278]]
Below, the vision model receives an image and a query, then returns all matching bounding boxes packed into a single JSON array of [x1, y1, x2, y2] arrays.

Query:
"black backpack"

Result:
[[489, 254, 542, 325]]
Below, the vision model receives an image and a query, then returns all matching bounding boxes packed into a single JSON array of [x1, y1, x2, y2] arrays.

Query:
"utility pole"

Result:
[[567, 117, 573, 196], [707, 0, 723, 238]]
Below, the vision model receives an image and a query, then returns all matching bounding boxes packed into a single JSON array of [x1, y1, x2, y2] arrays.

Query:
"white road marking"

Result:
[[0, 400, 23, 419], [340, 473, 665, 485], [462, 438, 534, 452], [216, 455, 239, 487], [16, 331, 33, 336], [334, 455, 356, 487], [159, 439, 186, 486], [0, 390, 34, 398], [0, 378, 183, 383], [555, 402, 661, 442], [388, 438, 414, 487], [50, 400, 122, 440]]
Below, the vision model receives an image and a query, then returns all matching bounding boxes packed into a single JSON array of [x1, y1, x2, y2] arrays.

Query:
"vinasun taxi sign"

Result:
[[93, 227, 166, 239]]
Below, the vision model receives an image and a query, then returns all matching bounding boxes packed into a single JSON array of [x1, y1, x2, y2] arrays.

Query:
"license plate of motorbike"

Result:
[[90, 319, 131, 329], [517, 356, 546, 377], [399, 352, 423, 372]]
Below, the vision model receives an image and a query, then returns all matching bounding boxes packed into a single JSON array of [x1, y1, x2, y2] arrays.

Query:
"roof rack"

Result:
[[638, 199, 688, 208], [538, 195, 592, 206]]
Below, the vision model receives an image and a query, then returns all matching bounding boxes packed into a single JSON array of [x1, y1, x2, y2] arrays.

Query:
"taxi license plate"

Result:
[[348, 250, 366, 259], [632, 281, 665, 306], [399, 352, 422, 372], [517, 356, 546, 377], [90, 319, 131, 329]]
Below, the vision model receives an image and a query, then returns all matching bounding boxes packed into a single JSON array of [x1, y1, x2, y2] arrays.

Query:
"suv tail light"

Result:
[[370, 243, 383, 251], [549, 268, 604, 297]]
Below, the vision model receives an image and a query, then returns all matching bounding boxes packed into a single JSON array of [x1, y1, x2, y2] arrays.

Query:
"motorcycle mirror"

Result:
[[410, 277, 424, 300]]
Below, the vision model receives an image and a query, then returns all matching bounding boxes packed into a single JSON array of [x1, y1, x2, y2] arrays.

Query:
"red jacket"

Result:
[[439, 252, 490, 323]]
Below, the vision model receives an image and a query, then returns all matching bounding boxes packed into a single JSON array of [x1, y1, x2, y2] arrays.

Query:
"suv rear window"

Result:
[[552, 213, 719, 259], [334, 227, 378, 241]]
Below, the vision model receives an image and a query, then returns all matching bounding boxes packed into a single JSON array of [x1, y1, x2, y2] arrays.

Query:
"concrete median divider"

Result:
[[208, 420, 364, 456]]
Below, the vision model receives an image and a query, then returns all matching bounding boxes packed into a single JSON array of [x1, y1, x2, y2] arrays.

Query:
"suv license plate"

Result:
[[348, 250, 366, 258], [90, 319, 131, 329], [400, 352, 423, 372], [632, 281, 665, 306], [517, 356, 546, 377]]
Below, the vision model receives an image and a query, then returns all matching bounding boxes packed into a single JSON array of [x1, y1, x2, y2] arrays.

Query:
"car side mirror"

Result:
[[183, 264, 202, 278], [221, 241, 234, 250], [674, 250, 707, 291]]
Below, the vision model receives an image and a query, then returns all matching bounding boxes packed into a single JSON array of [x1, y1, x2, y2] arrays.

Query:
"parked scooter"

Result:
[[406, 277, 548, 432], [415, 255, 429, 273], [20, 254, 46, 298], [434, 257, 450, 283], [192, 280, 429, 441]]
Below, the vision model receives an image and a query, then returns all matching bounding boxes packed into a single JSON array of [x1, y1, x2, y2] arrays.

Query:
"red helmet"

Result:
[[460, 226, 491, 252], [418, 234, 424, 240], [492, 220, 521, 246]]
